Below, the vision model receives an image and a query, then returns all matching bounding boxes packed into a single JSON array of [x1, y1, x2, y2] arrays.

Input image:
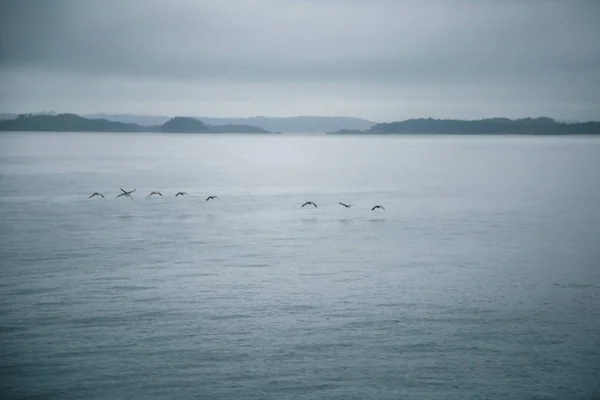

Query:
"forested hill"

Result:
[[0, 113, 146, 132], [159, 117, 268, 133], [81, 114, 376, 133], [0, 114, 270, 133], [328, 117, 600, 135]]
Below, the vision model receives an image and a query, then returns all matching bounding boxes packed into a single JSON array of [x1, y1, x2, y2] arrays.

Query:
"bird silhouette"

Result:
[[89, 192, 104, 199], [371, 205, 386, 211], [206, 196, 219, 201], [117, 188, 135, 199], [301, 201, 317, 208], [338, 202, 352, 208], [175, 192, 187, 197], [146, 191, 163, 198]]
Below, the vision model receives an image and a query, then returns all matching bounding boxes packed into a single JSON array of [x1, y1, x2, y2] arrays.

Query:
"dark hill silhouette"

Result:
[[3, 114, 599, 135], [198, 116, 375, 133], [0, 113, 146, 132], [81, 114, 375, 133], [328, 117, 600, 135], [161, 117, 209, 133], [160, 117, 268, 133], [0, 114, 270, 133]]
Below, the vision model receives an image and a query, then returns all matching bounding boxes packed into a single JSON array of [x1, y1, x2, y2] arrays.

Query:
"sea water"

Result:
[[1, 132, 599, 399]]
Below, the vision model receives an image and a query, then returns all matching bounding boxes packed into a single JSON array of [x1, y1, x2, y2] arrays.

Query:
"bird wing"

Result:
[[371, 206, 376, 210], [158, 192, 162, 196], [381, 206, 386, 210], [99, 193, 104, 198], [117, 193, 125, 197], [120, 188, 127, 194], [89, 193, 95, 198], [301, 202, 309, 207]]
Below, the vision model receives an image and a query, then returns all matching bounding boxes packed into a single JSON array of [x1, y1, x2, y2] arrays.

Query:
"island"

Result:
[[327, 117, 600, 135], [0, 113, 271, 134], [1, 113, 377, 133]]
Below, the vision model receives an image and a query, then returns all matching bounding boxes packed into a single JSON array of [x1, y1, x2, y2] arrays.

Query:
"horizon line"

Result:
[[1, 111, 597, 124]]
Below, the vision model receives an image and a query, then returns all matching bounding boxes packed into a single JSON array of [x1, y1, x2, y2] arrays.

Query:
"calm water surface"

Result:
[[1, 132, 599, 399]]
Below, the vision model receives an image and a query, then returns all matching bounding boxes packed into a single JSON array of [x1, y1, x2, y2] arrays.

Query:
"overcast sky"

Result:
[[0, 0, 598, 121]]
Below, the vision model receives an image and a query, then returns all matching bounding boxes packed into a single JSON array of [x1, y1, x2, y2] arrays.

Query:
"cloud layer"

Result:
[[1, 0, 599, 121]]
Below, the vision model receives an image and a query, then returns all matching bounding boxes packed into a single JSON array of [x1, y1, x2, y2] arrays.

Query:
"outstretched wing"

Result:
[[89, 193, 96, 198], [117, 193, 125, 197], [158, 192, 163, 196], [99, 193, 104, 198], [120, 188, 127, 194]]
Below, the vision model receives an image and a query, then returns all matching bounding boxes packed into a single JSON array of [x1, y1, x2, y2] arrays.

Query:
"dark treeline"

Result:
[[329, 117, 600, 135], [0, 114, 270, 133], [2, 114, 599, 135]]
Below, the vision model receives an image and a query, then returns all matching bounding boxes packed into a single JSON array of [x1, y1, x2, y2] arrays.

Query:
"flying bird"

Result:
[[371, 205, 386, 211], [146, 191, 163, 198], [338, 202, 352, 208], [89, 192, 104, 199], [175, 192, 187, 197], [206, 196, 219, 201], [301, 201, 317, 208], [117, 188, 136, 199]]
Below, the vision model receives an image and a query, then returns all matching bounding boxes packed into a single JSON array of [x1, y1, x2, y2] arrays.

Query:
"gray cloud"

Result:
[[1, 0, 599, 120]]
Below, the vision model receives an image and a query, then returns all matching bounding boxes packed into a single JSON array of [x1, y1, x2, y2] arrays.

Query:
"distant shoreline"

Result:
[[326, 131, 600, 136], [327, 117, 600, 135], [0, 114, 272, 134], [0, 113, 375, 134], [1, 113, 599, 135]]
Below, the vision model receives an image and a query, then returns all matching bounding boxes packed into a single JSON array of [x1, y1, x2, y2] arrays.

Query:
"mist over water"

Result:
[[1, 132, 599, 399]]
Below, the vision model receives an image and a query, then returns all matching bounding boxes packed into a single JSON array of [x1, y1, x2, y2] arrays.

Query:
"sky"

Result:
[[0, 0, 599, 122]]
